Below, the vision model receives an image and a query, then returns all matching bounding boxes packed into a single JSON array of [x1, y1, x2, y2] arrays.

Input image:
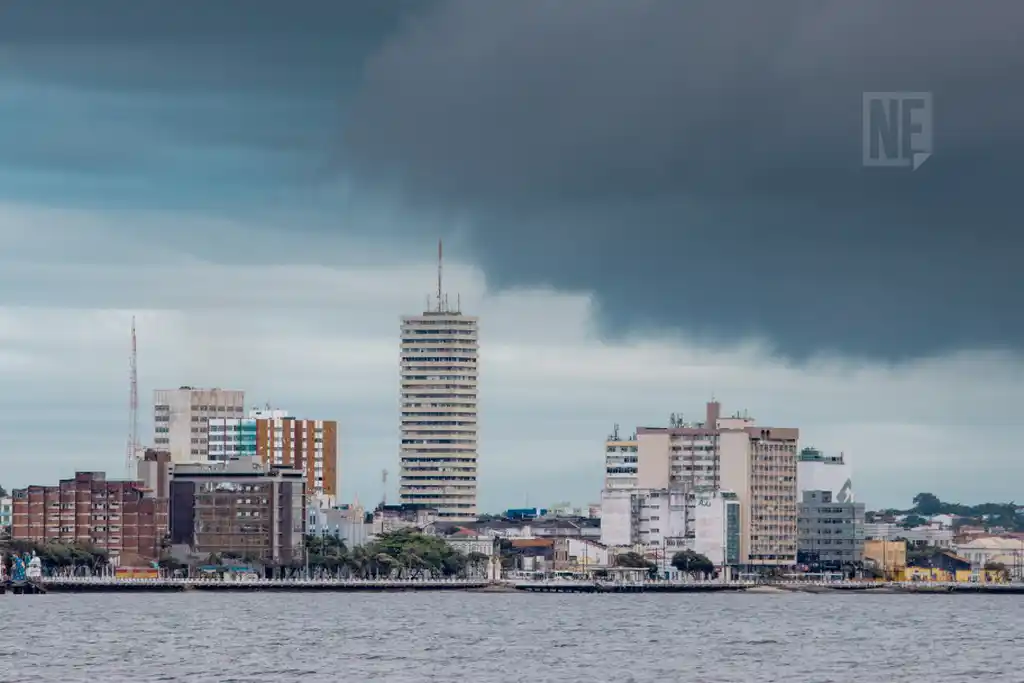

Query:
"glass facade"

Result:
[[208, 418, 258, 460], [725, 500, 741, 565]]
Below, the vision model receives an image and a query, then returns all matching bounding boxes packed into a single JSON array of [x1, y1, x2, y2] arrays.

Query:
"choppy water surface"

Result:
[[2, 591, 1020, 681]]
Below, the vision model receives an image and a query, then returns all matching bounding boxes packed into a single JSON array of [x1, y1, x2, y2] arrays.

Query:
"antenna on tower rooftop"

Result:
[[126, 316, 139, 480], [437, 239, 444, 313]]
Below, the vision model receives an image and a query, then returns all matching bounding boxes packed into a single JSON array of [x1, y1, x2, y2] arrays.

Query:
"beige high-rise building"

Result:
[[153, 387, 245, 463], [633, 402, 799, 568], [399, 263, 478, 521]]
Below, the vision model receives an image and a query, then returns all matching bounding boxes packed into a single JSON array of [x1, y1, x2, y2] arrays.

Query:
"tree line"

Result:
[[190, 529, 490, 579], [869, 492, 1023, 531]]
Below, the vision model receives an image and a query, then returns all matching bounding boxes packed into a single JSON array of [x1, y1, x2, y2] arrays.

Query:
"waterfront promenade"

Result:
[[16, 577, 1024, 594], [37, 577, 489, 593]]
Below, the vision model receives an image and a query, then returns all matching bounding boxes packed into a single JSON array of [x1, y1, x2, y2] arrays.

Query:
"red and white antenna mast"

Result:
[[126, 316, 139, 479]]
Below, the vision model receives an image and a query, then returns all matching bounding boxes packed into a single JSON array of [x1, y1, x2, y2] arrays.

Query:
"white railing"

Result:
[[40, 576, 488, 586]]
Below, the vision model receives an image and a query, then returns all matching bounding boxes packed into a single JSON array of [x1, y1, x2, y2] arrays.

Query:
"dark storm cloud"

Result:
[[2, 0, 1021, 359], [0, 1, 430, 206], [345, 0, 1024, 360]]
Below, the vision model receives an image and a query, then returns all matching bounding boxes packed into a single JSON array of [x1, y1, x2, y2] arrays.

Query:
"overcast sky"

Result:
[[1, 1, 1021, 510]]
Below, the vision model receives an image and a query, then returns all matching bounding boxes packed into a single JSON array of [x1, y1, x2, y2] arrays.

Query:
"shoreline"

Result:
[[13, 578, 1024, 595]]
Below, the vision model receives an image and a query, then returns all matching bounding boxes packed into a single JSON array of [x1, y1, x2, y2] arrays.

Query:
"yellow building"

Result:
[[902, 566, 952, 582], [863, 539, 907, 578], [954, 569, 1006, 583]]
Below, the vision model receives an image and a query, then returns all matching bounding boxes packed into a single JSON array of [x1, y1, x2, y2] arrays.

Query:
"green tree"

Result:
[[614, 552, 649, 568], [671, 550, 715, 579], [912, 493, 942, 516]]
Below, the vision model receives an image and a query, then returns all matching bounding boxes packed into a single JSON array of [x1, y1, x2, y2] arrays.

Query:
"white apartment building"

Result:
[[153, 387, 245, 463], [600, 487, 739, 567], [604, 426, 638, 490], [399, 295, 479, 522]]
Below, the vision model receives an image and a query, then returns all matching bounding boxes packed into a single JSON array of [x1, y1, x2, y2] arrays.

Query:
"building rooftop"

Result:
[[798, 447, 845, 464]]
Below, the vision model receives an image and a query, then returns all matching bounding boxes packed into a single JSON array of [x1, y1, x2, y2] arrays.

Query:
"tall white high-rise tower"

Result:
[[399, 241, 479, 521]]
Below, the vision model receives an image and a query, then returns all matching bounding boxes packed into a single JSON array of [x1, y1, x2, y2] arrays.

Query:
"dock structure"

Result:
[[37, 578, 490, 593]]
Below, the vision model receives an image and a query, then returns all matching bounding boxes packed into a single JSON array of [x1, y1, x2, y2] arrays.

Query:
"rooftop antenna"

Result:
[[125, 316, 139, 479], [381, 468, 389, 506], [437, 239, 443, 312]]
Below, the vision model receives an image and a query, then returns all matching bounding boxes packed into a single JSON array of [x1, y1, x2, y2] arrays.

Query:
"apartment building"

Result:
[[627, 402, 799, 569], [10, 472, 168, 565], [207, 408, 338, 498], [635, 409, 721, 491], [169, 457, 305, 565], [153, 387, 245, 463], [604, 426, 638, 490], [718, 414, 799, 568], [600, 487, 739, 566], [399, 294, 479, 522], [797, 448, 864, 569]]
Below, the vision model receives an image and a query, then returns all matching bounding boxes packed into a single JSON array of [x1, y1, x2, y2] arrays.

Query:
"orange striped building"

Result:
[[252, 410, 338, 498]]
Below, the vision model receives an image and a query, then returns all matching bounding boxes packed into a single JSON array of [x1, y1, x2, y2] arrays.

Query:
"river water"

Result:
[[1, 591, 1019, 681]]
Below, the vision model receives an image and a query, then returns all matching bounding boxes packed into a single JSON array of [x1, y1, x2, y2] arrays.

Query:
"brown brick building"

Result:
[[169, 457, 306, 565], [11, 471, 169, 565]]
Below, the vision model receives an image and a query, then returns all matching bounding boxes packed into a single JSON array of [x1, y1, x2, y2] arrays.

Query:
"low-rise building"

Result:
[[169, 457, 305, 565], [308, 502, 370, 548], [372, 504, 439, 535], [0, 496, 12, 533], [507, 538, 560, 573], [556, 538, 611, 572], [443, 528, 496, 557], [955, 537, 1024, 577], [863, 538, 907, 577], [897, 525, 954, 548]]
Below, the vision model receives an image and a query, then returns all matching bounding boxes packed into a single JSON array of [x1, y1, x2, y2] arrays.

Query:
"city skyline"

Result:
[[0, 1, 1021, 510]]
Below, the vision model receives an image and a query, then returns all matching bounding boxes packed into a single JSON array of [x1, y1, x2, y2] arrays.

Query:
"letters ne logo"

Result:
[[862, 92, 932, 170]]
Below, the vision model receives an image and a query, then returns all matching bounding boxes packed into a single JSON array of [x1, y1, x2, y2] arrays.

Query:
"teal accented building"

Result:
[[208, 418, 258, 461]]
